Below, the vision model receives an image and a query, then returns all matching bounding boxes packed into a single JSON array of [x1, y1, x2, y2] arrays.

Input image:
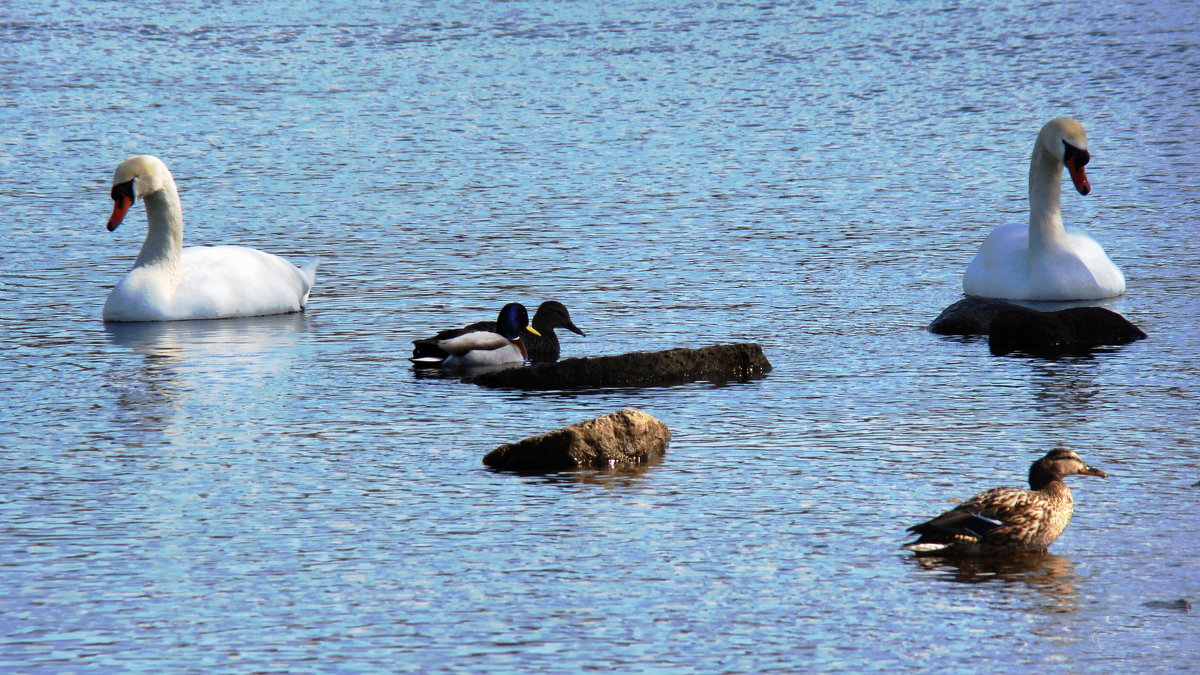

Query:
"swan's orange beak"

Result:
[[107, 193, 133, 232], [1065, 155, 1091, 196]]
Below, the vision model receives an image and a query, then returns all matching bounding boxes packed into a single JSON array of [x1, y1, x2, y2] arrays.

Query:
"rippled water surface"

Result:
[[3, 0, 1199, 671]]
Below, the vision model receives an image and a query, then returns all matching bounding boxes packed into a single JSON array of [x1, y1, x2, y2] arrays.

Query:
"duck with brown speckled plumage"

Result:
[[904, 447, 1108, 556]]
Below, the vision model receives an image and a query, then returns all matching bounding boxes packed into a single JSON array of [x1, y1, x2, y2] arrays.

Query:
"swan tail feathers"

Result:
[[299, 258, 319, 288], [295, 258, 319, 307]]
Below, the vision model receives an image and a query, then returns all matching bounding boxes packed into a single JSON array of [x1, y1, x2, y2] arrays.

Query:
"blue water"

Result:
[[3, 0, 1199, 671]]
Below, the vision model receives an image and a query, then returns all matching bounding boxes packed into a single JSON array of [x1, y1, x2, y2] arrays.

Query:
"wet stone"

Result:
[[929, 297, 1146, 357], [928, 297, 1024, 335], [483, 408, 670, 473], [463, 342, 772, 390], [988, 305, 1146, 357]]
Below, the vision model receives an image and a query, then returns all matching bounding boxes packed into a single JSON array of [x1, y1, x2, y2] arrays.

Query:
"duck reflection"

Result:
[[910, 553, 1079, 613], [411, 361, 522, 382]]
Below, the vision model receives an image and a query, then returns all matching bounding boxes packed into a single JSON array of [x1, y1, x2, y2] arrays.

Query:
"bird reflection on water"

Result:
[[104, 313, 311, 357], [102, 314, 312, 430], [910, 553, 1080, 613]]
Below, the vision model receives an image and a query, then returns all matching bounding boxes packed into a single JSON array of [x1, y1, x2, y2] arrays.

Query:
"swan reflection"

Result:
[[105, 313, 310, 358], [103, 314, 311, 430]]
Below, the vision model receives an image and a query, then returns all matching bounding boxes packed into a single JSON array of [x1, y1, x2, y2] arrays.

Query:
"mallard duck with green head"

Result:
[[410, 303, 541, 368]]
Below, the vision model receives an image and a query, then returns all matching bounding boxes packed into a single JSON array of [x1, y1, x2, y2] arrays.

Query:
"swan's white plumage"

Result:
[[104, 246, 316, 322], [101, 155, 317, 322], [963, 118, 1125, 301]]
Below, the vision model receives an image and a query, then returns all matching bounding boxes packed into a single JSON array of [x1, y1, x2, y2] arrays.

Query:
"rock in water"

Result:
[[464, 343, 771, 390], [1142, 599, 1193, 613], [483, 409, 670, 472], [988, 305, 1146, 357], [930, 297, 1146, 357], [928, 297, 1022, 335]]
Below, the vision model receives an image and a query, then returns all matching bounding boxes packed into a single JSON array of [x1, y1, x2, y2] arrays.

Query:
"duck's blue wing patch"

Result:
[[961, 512, 1005, 537]]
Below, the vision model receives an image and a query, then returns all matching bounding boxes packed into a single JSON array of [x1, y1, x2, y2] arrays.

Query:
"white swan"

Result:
[[963, 118, 1125, 301], [102, 156, 317, 322]]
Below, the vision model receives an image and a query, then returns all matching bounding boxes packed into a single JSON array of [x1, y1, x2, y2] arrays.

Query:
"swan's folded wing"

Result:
[[437, 331, 512, 356]]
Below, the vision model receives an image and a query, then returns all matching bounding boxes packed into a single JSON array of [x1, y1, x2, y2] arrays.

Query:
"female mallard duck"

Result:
[[963, 118, 1125, 300], [903, 447, 1107, 556], [102, 155, 318, 322], [411, 300, 584, 364], [521, 301, 586, 362], [410, 303, 541, 368]]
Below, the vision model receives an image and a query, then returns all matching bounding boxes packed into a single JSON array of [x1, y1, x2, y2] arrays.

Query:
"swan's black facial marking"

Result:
[[110, 178, 136, 204], [1063, 141, 1090, 167], [1062, 141, 1092, 195], [107, 178, 137, 231]]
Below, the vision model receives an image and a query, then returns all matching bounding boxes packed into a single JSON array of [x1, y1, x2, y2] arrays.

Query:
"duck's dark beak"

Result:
[[1080, 465, 1108, 478], [565, 321, 586, 337]]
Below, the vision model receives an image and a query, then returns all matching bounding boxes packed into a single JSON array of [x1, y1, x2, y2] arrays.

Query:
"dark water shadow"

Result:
[[482, 454, 666, 486], [931, 333, 988, 347], [493, 376, 771, 401], [410, 362, 524, 382], [417, 371, 769, 400], [907, 552, 1080, 612], [992, 340, 1142, 362], [1021, 356, 1109, 414]]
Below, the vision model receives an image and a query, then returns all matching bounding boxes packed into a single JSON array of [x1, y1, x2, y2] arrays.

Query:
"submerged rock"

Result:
[[988, 305, 1146, 357], [464, 342, 771, 390], [483, 408, 670, 472], [1143, 598, 1192, 613]]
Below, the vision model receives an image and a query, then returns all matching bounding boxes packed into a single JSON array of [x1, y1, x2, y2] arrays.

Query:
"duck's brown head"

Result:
[[1029, 446, 1108, 489], [533, 300, 586, 336]]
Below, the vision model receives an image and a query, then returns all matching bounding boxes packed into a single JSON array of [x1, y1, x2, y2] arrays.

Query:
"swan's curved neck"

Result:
[[1027, 141, 1065, 250], [133, 178, 184, 269]]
